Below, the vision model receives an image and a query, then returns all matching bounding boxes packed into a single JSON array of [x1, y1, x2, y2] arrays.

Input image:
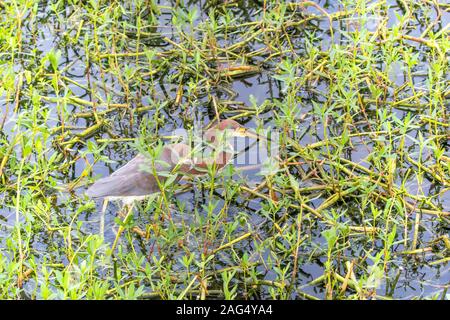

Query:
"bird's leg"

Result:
[[100, 198, 109, 239], [111, 202, 135, 253]]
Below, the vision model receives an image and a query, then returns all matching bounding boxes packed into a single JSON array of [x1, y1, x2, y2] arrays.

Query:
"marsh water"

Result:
[[0, 0, 449, 299]]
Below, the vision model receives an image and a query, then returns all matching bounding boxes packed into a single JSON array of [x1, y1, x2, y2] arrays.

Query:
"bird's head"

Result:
[[205, 119, 259, 144]]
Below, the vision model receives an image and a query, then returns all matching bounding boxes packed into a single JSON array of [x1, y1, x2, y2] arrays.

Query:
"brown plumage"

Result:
[[86, 119, 252, 201], [86, 143, 192, 199]]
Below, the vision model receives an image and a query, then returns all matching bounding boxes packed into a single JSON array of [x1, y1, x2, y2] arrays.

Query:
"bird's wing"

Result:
[[86, 146, 183, 199], [86, 170, 159, 198], [111, 154, 151, 177]]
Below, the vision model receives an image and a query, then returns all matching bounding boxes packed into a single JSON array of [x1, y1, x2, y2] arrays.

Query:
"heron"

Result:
[[86, 119, 260, 240]]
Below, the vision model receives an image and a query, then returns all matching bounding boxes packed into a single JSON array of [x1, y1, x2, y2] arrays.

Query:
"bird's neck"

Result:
[[187, 149, 233, 175]]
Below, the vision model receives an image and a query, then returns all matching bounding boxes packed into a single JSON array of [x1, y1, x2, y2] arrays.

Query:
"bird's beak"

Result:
[[234, 127, 266, 141]]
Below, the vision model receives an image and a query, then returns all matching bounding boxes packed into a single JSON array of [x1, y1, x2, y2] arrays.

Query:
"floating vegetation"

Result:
[[0, 0, 449, 299]]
